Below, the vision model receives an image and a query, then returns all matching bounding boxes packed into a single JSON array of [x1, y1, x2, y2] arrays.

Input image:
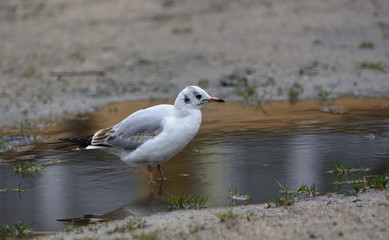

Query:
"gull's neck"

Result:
[[174, 105, 201, 118]]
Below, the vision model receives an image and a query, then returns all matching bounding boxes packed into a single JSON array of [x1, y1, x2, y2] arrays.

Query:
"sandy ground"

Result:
[[38, 190, 389, 240], [1, 0, 389, 239], [1, 0, 389, 128]]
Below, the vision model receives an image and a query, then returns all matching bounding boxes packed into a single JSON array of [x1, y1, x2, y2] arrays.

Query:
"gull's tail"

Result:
[[58, 135, 93, 148]]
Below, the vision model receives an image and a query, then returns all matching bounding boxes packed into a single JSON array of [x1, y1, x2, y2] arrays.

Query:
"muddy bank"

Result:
[[37, 189, 389, 240], [81, 97, 389, 134], [1, 0, 389, 128]]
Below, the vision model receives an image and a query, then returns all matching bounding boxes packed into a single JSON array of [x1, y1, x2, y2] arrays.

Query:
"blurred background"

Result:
[[0, 0, 388, 127], [1, 0, 389, 233]]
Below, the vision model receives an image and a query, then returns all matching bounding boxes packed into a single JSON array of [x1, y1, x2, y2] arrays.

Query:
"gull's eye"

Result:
[[195, 94, 202, 100]]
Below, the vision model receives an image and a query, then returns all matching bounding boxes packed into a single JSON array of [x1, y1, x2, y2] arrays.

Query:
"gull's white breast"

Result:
[[122, 108, 202, 167]]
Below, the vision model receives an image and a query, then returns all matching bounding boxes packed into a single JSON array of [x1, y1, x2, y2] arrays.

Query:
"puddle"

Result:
[[1, 98, 389, 232]]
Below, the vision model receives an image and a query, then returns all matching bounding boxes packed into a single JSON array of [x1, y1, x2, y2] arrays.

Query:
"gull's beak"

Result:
[[205, 97, 225, 103]]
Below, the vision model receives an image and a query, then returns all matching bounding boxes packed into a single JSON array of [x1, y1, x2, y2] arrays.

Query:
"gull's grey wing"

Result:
[[91, 105, 172, 150]]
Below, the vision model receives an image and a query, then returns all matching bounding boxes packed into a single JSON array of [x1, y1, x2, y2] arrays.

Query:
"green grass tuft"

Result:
[[1, 222, 31, 238], [359, 41, 374, 49], [23, 65, 38, 79], [12, 161, 43, 177], [288, 82, 304, 104], [314, 85, 333, 105], [172, 26, 192, 34], [330, 161, 388, 193], [266, 181, 318, 207], [266, 181, 296, 207], [233, 78, 256, 102], [297, 182, 316, 198], [226, 184, 252, 205], [358, 173, 389, 190], [167, 193, 209, 209], [0, 136, 6, 149], [360, 61, 384, 71], [331, 161, 347, 175], [214, 209, 241, 222]]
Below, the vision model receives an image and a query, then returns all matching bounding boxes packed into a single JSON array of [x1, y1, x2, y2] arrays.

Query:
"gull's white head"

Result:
[[174, 86, 224, 110]]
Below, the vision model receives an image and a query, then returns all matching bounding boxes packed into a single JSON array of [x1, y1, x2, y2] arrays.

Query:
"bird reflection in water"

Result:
[[57, 181, 168, 226]]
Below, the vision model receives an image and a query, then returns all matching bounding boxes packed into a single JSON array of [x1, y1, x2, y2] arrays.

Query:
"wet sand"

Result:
[[39, 189, 389, 240]]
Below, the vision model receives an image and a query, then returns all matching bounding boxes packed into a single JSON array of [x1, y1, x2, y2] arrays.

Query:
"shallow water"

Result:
[[1, 98, 389, 232]]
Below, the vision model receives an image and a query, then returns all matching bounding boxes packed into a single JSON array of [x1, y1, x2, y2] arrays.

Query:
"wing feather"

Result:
[[90, 105, 172, 150]]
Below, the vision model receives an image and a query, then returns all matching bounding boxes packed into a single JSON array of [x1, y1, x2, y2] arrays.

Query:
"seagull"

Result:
[[59, 86, 224, 183]]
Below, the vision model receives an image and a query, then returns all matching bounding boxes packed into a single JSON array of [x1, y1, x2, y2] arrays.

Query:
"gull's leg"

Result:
[[157, 164, 166, 180], [148, 165, 154, 184], [158, 179, 164, 196]]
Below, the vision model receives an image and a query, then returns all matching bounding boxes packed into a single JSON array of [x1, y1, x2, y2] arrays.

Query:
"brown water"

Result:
[[1, 98, 389, 232]]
